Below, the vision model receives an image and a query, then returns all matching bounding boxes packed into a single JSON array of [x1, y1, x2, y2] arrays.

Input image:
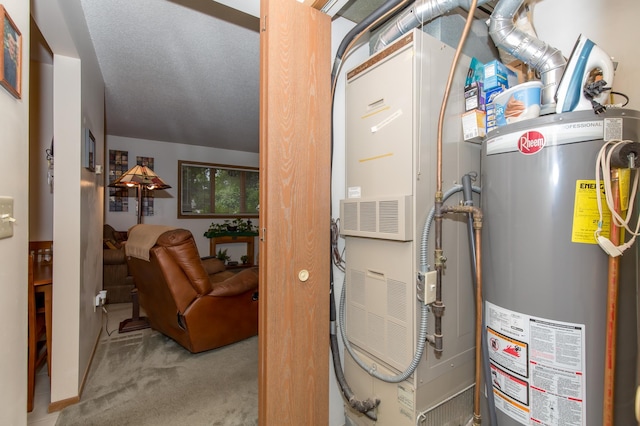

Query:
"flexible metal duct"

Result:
[[373, 0, 493, 52], [489, 0, 566, 108], [331, 0, 408, 87]]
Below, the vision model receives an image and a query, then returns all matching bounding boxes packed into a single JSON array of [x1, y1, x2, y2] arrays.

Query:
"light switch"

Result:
[[0, 196, 15, 239]]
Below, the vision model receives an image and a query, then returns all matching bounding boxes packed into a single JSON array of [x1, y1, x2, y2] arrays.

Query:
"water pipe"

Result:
[[603, 168, 621, 426], [432, 0, 478, 355]]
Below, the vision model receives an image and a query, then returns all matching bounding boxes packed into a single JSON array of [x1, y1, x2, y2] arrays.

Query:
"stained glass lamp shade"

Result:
[[108, 165, 171, 224]]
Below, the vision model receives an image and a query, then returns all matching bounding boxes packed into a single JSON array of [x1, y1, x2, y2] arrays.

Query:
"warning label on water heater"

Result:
[[571, 180, 611, 244], [486, 302, 586, 425]]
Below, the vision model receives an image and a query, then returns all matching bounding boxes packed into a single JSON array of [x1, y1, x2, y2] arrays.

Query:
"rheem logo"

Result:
[[518, 131, 545, 155]]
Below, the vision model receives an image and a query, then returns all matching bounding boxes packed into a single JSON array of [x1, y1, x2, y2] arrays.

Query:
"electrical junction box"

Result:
[[0, 196, 15, 239]]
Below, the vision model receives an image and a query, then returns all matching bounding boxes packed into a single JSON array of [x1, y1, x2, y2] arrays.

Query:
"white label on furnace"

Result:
[[371, 109, 402, 133], [397, 384, 414, 411], [486, 302, 586, 425], [347, 187, 361, 199]]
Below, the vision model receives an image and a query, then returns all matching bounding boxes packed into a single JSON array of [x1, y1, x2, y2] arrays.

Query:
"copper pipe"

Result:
[[432, 0, 478, 355], [603, 168, 621, 426], [436, 0, 478, 192]]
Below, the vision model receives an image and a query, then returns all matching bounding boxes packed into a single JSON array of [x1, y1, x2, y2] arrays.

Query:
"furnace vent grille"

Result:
[[346, 267, 412, 370], [340, 195, 413, 241], [417, 385, 474, 426]]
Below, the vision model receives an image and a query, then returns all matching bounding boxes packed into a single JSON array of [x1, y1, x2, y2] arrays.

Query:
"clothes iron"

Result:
[[555, 35, 614, 113]]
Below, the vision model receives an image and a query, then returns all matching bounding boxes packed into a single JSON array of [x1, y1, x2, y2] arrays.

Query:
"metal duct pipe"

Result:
[[373, 0, 492, 52], [489, 0, 566, 109], [331, 0, 409, 89]]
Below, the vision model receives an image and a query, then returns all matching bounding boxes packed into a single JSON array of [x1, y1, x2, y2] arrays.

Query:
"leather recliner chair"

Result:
[[127, 228, 258, 353]]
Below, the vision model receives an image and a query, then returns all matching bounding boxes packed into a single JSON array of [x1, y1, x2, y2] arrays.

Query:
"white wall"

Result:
[[533, 0, 640, 110], [29, 56, 53, 241], [105, 135, 259, 257], [33, 0, 106, 404], [0, 1, 30, 423], [52, 54, 83, 401]]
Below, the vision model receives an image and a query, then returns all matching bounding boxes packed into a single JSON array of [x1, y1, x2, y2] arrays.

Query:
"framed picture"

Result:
[[109, 150, 129, 212], [84, 128, 96, 171], [0, 5, 21, 99]]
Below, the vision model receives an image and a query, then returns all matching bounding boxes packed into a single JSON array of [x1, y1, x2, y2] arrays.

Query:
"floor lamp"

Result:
[[108, 165, 171, 333]]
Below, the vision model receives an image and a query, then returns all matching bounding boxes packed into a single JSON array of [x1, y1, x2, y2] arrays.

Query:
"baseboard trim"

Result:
[[48, 395, 80, 413], [48, 327, 103, 413]]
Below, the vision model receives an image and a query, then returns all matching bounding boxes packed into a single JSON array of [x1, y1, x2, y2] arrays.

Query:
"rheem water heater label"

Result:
[[486, 302, 586, 425]]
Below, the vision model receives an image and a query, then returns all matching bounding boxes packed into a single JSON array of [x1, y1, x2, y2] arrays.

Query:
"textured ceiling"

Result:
[[81, 0, 260, 152]]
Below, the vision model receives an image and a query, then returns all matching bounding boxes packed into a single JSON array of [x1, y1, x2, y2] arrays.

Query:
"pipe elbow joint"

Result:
[[471, 207, 483, 229], [473, 218, 483, 230], [434, 333, 444, 353]]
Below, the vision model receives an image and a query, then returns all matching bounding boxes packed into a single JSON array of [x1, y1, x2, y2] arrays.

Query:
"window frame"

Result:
[[177, 160, 259, 219]]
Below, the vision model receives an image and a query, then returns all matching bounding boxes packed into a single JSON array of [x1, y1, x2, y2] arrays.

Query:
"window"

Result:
[[178, 160, 259, 218]]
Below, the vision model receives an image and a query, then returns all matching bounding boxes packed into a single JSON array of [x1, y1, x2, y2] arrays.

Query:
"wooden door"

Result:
[[259, 0, 331, 424]]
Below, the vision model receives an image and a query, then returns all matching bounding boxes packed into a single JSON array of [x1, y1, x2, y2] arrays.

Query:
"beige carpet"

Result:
[[55, 329, 258, 426]]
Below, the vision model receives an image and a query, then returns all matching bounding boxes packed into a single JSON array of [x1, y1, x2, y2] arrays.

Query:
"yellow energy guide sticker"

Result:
[[618, 168, 630, 211], [572, 180, 611, 244]]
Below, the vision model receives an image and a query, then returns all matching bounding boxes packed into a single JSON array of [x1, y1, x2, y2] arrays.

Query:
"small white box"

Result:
[[462, 110, 486, 143]]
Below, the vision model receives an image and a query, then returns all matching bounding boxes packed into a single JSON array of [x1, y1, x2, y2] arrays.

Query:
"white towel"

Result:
[[125, 224, 176, 261]]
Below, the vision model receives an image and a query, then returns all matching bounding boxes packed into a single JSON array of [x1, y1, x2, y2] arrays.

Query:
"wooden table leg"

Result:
[[41, 284, 53, 378]]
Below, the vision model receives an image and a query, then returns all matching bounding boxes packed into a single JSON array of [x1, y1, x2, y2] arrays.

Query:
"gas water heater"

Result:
[[482, 109, 640, 425], [341, 29, 482, 425]]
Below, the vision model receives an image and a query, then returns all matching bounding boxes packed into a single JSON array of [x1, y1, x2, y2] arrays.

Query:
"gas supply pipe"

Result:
[[442, 205, 484, 425]]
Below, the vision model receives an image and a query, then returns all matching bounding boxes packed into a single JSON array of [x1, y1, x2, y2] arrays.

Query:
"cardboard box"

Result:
[[464, 81, 484, 111], [507, 60, 536, 85], [483, 60, 509, 90], [485, 103, 497, 133], [465, 57, 484, 86], [462, 109, 486, 143], [483, 86, 506, 109], [506, 67, 518, 88], [483, 85, 507, 133]]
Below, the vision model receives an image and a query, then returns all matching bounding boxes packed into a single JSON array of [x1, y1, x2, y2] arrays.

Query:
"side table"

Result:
[[209, 234, 256, 265]]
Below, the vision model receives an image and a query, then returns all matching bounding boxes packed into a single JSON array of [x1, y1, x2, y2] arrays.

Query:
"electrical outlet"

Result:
[[94, 291, 107, 312], [0, 197, 15, 239]]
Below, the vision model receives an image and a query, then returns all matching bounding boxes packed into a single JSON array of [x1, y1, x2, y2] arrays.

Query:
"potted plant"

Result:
[[231, 217, 256, 233], [240, 255, 249, 265], [216, 249, 230, 264], [206, 222, 227, 234], [206, 218, 256, 236]]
